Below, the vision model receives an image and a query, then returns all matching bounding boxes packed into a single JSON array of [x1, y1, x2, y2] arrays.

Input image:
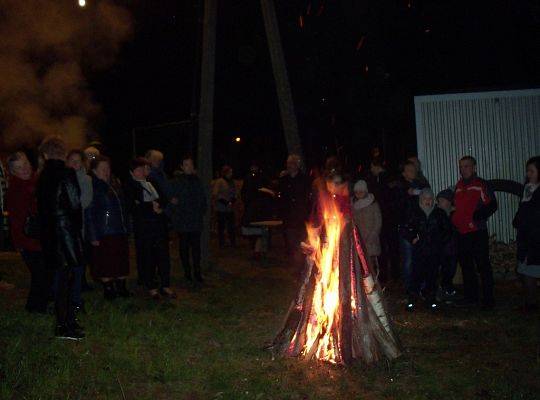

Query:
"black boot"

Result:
[[115, 279, 132, 298], [103, 281, 116, 301]]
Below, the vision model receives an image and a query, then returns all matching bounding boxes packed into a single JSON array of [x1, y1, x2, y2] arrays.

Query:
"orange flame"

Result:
[[302, 194, 345, 363]]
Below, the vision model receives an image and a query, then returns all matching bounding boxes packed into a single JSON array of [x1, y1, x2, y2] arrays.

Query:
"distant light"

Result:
[[78, 0, 86, 7], [424, 27, 431, 33], [234, 137, 241, 143]]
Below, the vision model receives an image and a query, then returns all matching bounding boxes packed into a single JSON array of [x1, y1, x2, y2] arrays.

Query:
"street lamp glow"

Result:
[[234, 137, 241, 143], [78, 0, 86, 7]]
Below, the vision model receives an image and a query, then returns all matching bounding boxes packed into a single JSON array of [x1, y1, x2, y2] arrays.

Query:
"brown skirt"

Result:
[[91, 235, 130, 279]]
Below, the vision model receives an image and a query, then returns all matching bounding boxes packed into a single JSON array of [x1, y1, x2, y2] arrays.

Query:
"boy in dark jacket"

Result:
[[402, 189, 451, 310]]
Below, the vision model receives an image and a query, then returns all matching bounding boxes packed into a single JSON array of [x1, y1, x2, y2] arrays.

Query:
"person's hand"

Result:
[[170, 197, 179, 205], [91, 241, 100, 246]]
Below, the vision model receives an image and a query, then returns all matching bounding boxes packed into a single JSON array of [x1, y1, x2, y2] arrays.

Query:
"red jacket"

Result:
[[6, 174, 41, 252], [452, 176, 497, 234]]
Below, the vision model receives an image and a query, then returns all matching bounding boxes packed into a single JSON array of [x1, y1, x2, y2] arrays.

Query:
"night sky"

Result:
[[89, 0, 540, 176]]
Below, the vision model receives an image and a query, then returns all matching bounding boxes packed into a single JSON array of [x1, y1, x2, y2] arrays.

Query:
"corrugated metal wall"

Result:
[[415, 89, 540, 243]]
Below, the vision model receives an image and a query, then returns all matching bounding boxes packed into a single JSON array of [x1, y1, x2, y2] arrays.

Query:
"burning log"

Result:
[[269, 191, 401, 365]]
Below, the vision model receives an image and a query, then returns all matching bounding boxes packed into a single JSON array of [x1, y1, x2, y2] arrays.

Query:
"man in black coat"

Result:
[[166, 157, 207, 283], [37, 136, 85, 340], [278, 154, 311, 271]]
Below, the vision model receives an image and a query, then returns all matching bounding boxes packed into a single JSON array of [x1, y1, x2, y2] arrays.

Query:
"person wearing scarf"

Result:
[[513, 156, 540, 312], [352, 180, 382, 278], [124, 157, 174, 300], [403, 188, 451, 311]]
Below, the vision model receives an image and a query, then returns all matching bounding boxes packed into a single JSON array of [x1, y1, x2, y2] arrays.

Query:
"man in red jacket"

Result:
[[452, 156, 497, 309]]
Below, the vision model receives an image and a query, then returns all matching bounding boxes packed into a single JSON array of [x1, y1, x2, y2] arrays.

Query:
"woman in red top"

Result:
[[6, 152, 53, 313]]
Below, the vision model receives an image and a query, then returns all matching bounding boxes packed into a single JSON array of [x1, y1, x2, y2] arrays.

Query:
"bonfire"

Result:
[[270, 182, 401, 365]]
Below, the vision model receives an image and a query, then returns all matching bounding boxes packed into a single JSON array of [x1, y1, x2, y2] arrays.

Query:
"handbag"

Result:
[[23, 214, 40, 239]]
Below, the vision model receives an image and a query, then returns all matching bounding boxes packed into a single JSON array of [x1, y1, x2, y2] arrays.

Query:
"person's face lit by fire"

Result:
[[327, 175, 347, 196], [403, 164, 417, 181], [420, 194, 434, 209], [11, 155, 32, 181], [526, 163, 538, 184], [182, 159, 195, 175], [93, 161, 111, 183], [437, 197, 452, 212], [354, 189, 367, 200], [67, 153, 83, 171], [149, 151, 164, 169], [132, 165, 149, 180], [459, 159, 476, 180]]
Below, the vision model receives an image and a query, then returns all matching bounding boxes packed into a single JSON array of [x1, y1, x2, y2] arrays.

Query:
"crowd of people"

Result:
[[0, 134, 538, 340]]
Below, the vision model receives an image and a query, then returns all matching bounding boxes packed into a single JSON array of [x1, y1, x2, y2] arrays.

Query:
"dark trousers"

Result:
[[217, 211, 235, 246], [135, 233, 171, 290], [178, 231, 202, 280], [21, 250, 53, 313], [457, 230, 494, 304], [284, 226, 306, 271], [411, 250, 438, 301], [54, 265, 76, 327], [378, 224, 401, 281], [399, 237, 414, 293], [440, 254, 457, 291]]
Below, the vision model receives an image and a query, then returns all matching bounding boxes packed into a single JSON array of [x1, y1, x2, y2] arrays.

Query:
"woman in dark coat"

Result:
[[513, 156, 540, 311], [6, 151, 52, 313], [401, 188, 451, 310], [85, 156, 130, 300]]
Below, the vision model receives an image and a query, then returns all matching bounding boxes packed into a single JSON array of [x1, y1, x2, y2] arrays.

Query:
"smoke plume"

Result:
[[0, 0, 132, 150]]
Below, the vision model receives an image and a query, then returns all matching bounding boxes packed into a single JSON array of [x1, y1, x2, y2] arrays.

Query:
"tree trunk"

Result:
[[260, 0, 303, 159], [197, 0, 217, 270]]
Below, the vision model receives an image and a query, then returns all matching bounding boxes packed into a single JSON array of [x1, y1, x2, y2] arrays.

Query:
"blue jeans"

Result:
[[399, 237, 414, 293], [54, 265, 84, 307]]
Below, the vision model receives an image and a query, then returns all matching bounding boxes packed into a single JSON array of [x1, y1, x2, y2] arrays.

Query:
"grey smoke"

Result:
[[0, 0, 132, 149]]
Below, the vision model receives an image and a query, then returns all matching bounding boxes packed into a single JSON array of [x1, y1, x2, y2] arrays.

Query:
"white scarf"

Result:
[[131, 172, 159, 202], [353, 193, 374, 211], [522, 183, 539, 203]]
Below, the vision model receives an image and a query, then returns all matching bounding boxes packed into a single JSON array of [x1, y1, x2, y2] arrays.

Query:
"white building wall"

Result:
[[414, 89, 540, 243]]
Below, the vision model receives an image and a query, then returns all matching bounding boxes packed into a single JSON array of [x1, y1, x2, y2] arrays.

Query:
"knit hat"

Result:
[[436, 188, 454, 202], [353, 180, 368, 193], [129, 157, 151, 171]]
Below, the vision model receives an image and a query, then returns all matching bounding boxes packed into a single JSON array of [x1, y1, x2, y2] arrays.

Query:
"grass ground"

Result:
[[0, 238, 539, 400]]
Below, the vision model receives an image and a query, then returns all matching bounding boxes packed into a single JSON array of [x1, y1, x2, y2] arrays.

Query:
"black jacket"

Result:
[[278, 172, 311, 229], [124, 176, 167, 237], [37, 159, 84, 269], [513, 188, 540, 265], [166, 172, 207, 233], [85, 176, 127, 242], [400, 203, 452, 256], [393, 176, 430, 227]]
